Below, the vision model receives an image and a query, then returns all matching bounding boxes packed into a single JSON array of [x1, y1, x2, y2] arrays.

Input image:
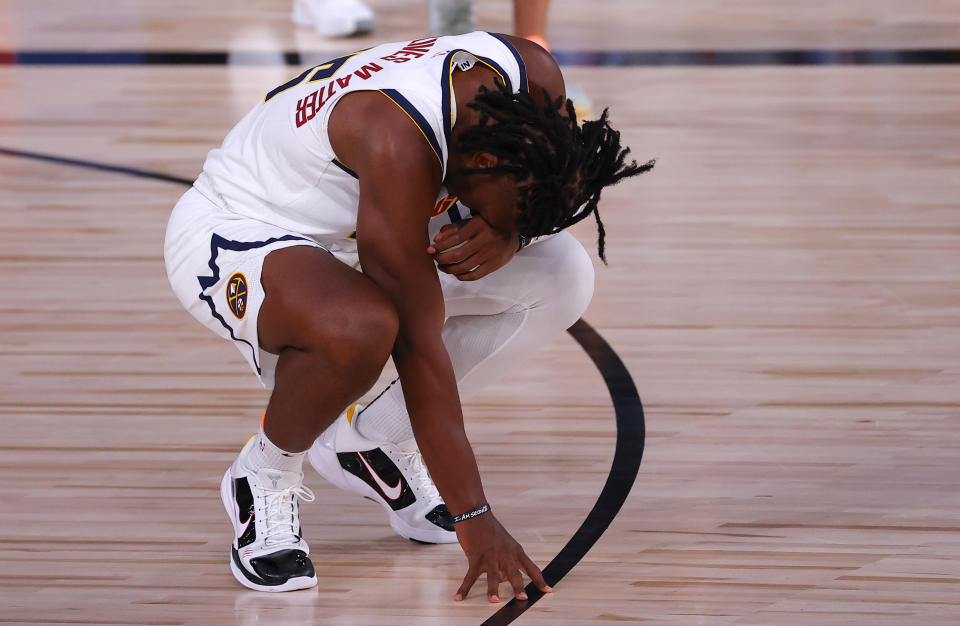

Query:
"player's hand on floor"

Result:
[[427, 216, 519, 281], [453, 513, 552, 603]]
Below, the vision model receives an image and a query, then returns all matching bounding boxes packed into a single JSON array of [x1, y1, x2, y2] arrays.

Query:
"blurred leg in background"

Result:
[[428, 0, 593, 117], [429, 0, 475, 36], [513, 0, 550, 51]]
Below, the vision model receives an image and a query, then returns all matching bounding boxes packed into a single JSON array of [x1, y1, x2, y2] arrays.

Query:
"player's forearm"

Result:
[[358, 234, 488, 514], [392, 335, 488, 514]]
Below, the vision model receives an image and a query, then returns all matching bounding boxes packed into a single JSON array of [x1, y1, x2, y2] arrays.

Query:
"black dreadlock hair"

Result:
[[457, 81, 655, 263]]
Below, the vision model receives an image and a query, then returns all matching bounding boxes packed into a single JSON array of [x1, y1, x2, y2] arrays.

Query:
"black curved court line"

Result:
[[3, 48, 960, 67], [0, 146, 646, 625], [481, 319, 644, 625]]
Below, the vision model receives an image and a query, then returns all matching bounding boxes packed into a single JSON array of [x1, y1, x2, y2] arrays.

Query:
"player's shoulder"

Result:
[[489, 33, 565, 103], [329, 90, 441, 180]]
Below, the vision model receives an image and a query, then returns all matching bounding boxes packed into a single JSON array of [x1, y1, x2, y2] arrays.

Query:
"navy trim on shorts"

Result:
[[197, 233, 309, 374]]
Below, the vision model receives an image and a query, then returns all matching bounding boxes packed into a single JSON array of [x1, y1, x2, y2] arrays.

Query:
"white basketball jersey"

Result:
[[193, 31, 527, 251]]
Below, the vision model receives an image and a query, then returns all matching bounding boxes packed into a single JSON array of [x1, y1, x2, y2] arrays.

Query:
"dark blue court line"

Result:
[[0, 147, 194, 186], [554, 48, 960, 66], [0, 146, 646, 625], [3, 48, 960, 67]]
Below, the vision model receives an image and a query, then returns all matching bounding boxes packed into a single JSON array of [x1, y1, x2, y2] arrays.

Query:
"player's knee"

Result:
[[538, 233, 595, 327], [288, 285, 397, 382], [563, 236, 596, 320], [331, 288, 398, 380], [351, 290, 399, 364]]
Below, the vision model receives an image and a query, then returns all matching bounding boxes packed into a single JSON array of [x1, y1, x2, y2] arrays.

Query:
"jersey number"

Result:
[[264, 52, 359, 102]]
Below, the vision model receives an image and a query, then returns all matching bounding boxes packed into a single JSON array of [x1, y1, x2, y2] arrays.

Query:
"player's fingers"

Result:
[[452, 263, 490, 281], [435, 245, 474, 266], [433, 219, 478, 253], [432, 225, 462, 251], [439, 251, 489, 276], [486, 564, 501, 603], [455, 565, 481, 602], [507, 566, 528, 601], [519, 553, 552, 593], [438, 261, 479, 277], [432, 222, 459, 242], [435, 230, 489, 265]]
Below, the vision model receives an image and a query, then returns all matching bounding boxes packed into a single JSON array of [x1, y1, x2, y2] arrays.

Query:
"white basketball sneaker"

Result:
[[292, 0, 374, 37], [220, 437, 318, 592], [308, 405, 457, 544]]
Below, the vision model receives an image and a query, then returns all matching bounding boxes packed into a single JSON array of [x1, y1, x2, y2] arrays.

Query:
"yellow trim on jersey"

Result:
[[445, 51, 509, 134], [378, 90, 444, 169], [264, 67, 314, 103]]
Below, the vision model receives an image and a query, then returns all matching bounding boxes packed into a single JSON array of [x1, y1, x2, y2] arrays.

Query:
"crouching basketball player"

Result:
[[164, 31, 652, 601]]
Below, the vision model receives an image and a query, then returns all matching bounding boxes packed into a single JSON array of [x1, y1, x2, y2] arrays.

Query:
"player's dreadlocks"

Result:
[[458, 82, 655, 263]]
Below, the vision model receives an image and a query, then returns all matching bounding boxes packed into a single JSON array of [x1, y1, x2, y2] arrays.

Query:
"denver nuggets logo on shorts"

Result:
[[226, 272, 248, 320]]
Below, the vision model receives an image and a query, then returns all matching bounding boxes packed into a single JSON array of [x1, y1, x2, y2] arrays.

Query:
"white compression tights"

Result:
[[355, 230, 596, 443]]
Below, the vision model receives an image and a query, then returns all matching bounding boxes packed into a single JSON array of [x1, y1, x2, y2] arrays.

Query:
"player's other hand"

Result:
[[427, 216, 519, 281], [453, 513, 552, 603]]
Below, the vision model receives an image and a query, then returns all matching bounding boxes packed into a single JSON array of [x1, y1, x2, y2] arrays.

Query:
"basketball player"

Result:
[[164, 31, 652, 600]]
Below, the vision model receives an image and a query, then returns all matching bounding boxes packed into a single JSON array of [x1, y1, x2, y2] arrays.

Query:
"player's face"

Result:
[[456, 173, 520, 234], [447, 152, 521, 234]]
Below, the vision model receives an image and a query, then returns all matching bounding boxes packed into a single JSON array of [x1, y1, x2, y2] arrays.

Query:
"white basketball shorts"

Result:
[[164, 187, 329, 388]]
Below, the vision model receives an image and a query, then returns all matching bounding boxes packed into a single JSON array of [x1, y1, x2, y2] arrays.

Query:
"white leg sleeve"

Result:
[[356, 231, 595, 442], [428, 0, 475, 36]]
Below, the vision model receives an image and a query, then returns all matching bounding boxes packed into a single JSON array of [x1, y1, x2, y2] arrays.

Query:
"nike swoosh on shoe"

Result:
[[357, 451, 403, 500]]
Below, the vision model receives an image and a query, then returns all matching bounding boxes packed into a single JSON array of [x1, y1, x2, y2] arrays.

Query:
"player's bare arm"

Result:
[[329, 88, 550, 602]]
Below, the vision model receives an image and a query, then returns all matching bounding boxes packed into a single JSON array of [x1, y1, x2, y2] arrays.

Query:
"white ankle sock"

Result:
[[243, 427, 307, 474], [355, 380, 415, 443]]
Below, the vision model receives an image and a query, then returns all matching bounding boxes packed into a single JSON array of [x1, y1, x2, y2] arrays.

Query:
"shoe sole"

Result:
[[219, 469, 318, 592], [307, 445, 457, 544]]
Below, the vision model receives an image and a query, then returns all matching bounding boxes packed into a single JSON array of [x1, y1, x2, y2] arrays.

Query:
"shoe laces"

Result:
[[398, 445, 440, 502], [258, 472, 315, 548]]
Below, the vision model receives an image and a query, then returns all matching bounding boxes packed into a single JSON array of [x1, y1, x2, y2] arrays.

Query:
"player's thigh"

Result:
[[258, 245, 398, 359]]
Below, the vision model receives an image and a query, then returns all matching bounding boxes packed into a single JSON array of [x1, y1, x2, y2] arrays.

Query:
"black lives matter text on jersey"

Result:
[[295, 38, 439, 128]]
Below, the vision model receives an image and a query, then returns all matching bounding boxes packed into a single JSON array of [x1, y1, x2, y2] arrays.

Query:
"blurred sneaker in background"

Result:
[[293, 0, 374, 37]]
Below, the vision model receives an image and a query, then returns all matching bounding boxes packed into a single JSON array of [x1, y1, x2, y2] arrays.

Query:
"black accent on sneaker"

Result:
[[231, 546, 315, 586], [337, 449, 416, 510], [234, 477, 257, 548], [425, 504, 455, 532]]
